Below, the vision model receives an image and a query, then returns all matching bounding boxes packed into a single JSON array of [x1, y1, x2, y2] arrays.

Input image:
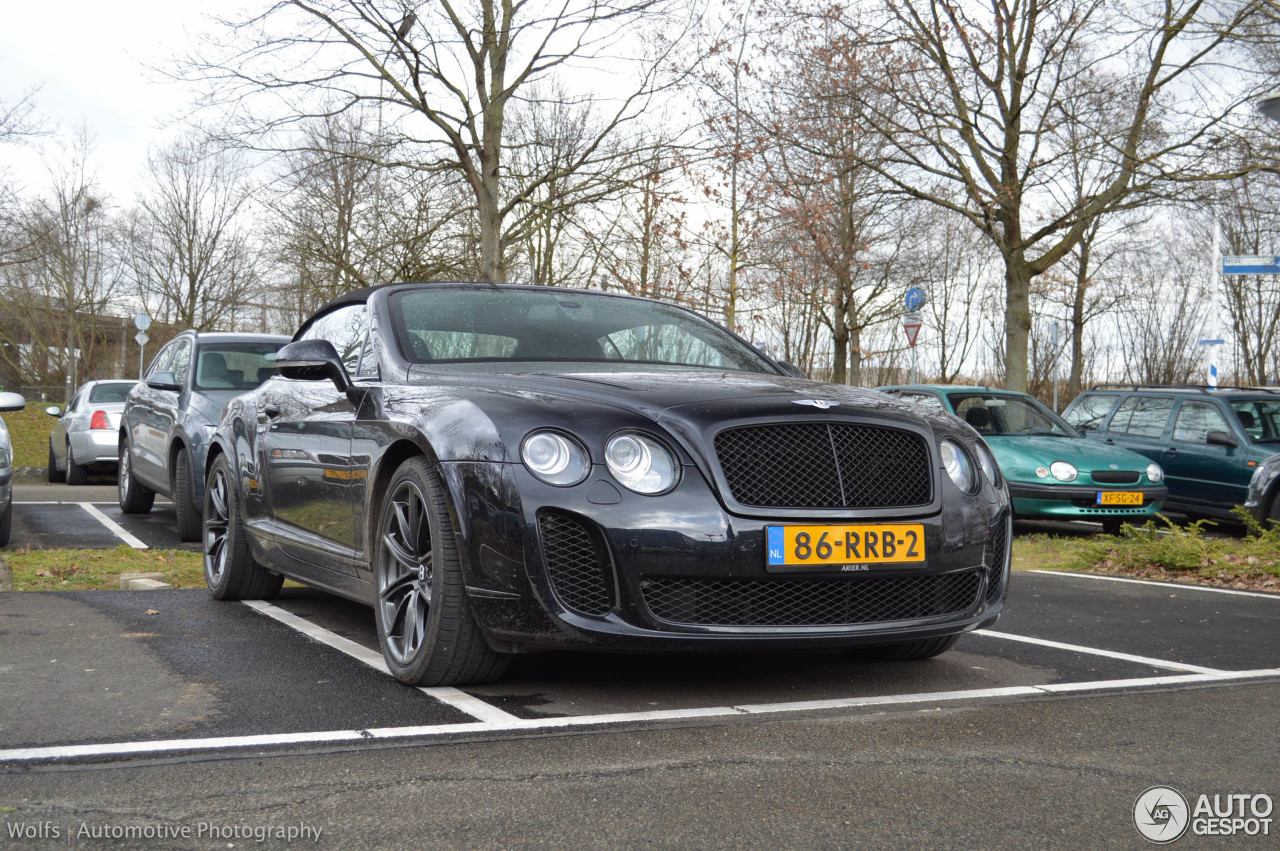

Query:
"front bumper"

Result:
[[447, 461, 1011, 652], [69, 429, 122, 466], [1007, 481, 1166, 521]]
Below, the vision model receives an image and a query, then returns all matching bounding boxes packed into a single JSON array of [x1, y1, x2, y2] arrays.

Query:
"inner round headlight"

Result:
[[940, 439, 975, 493], [1146, 462, 1164, 484], [605, 433, 678, 494], [521, 431, 589, 486], [974, 441, 1000, 485], [1050, 461, 1078, 482]]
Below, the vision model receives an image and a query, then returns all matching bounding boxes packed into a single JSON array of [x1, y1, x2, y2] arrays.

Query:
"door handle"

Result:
[[263, 404, 282, 418], [1163, 448, 1179, 455]]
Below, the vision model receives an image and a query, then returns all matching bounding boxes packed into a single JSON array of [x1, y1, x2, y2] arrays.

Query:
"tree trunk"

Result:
[[1004, 259, 1032, 392]]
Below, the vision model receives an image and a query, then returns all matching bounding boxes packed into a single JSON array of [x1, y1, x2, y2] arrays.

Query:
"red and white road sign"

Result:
[[903, 321, 922, 347]]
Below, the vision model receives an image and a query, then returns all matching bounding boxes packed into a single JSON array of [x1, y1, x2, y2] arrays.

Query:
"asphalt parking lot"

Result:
[[2, 489, 1277, 846]]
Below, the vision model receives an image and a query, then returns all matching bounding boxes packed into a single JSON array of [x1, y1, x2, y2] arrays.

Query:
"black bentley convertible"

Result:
[[203, 283, 1011, 685]]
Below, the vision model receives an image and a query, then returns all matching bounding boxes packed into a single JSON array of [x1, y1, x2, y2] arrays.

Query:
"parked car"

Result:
[[45, 379, 137, 485], [0, 391, 27, 547], [1062, 386, 1280, 521], [878, 385, 1167, 533], [203, 283, 1012, 687], [1244, 453, 1280, 528], [119, 331, 289, 541]]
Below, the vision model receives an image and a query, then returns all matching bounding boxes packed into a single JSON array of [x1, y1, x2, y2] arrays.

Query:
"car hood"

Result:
[[984, 434, 1154, 480], [405, 367, 934, 424]]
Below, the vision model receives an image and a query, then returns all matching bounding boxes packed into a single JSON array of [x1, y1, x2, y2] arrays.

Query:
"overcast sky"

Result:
[[0, 0, 210, 200]]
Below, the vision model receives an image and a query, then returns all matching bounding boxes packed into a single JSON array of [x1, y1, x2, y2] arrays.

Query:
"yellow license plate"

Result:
[[1096, 491, 1143, 506], [766, 524, 925, 567]]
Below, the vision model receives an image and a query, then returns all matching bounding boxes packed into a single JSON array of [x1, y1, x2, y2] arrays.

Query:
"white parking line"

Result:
[[241, 600, 523, 725], [1028, 569, 1280, 599], [80, 503, 149, 550], [973, 629, 1225, 674], [3, 668, 1278, 763]]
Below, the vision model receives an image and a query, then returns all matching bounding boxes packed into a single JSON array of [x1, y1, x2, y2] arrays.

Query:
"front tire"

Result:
[[173, 450, 201, 542], [65, 442, 88, 486], [118, 440, 155, 514], [47, 441, 64, 483], [0, 496, 11, 547], [373, 457, 508, 686], [203, 453, 282, 600]]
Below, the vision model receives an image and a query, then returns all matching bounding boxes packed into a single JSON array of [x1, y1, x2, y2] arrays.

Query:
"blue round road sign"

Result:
[[904, 287, 926, 312]]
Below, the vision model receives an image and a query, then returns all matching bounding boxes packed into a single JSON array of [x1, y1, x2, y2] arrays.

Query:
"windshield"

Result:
[[194, 343, 284, 391], [1230, 399, 1280, 443], [389, 287, 777, 374], [88, 383, 134, 404], [950, 393, 1079, 437]]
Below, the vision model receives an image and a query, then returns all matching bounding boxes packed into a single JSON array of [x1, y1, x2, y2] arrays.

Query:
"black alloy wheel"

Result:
[[373, 457, 508, 686], [47, 441, 64, 483], [0, 496, 11, 547], [117, 440, 155, 514], [203, 453, 281, 600]]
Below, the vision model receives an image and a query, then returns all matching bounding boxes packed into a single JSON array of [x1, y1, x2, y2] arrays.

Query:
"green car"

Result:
[[879, 385, 1167, 532]]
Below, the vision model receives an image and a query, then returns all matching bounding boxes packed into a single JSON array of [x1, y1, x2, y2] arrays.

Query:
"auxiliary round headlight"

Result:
[[521, 431, 589, 486], [974, 441, 1000, 485], [1049, 460, 1078, 482], [1146, 462, 1164, 484], [605, 433, 679, 494], [940, 439, 976, 493]]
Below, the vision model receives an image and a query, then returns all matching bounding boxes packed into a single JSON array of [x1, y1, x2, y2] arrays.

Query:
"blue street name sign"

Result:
[[1222, 255, 1280, 275]]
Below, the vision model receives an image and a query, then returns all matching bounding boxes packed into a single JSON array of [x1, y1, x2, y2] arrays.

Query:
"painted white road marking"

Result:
[[241, 600, 523, 725], [80, 503, 148, 550], [973, 629, 1226, 674], [1028, 569, 1280, 599], [3, 669, 1278, 763]]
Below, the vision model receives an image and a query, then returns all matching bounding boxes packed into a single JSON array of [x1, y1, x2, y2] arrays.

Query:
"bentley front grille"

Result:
[[537, 510, 613, 617], [714, 423, 932, 509], [641, 570, 982, 627]]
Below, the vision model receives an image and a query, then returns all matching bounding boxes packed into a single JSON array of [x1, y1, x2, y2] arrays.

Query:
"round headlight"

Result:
[[521, 431, 589, 486], [974, 441, 1000, 485], [940, 439, 976, 493], [1049, 461, 1078, 482], [605, 433, 679, 494], [1146, 462, 1163, 484]]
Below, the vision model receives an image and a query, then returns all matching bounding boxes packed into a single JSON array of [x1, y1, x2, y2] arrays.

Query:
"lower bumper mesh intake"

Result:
[[641, 570, 983, 627]]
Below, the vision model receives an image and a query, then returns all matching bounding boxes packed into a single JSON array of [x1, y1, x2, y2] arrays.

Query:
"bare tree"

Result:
[[913, 207, 996, 383], [807, 0, 1274, 391], [0, 132, 124, 392], [191, 0, 694, 283], [126, 134, 262, 331]]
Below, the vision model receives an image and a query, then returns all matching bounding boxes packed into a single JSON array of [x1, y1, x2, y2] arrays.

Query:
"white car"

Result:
[[0, 390, 28, 546], [46, 380, 135, 485]]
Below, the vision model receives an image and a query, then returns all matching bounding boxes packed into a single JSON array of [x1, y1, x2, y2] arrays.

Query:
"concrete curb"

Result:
[[120, 572, 171, 591], [0, 555, 12, 592], [13, 466, 49, 484]]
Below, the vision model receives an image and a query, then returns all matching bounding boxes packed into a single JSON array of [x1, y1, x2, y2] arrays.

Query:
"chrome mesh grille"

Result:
[[641, 571, 982, 627], [714, 423, 931, 509], [537, 511, 612, 616]]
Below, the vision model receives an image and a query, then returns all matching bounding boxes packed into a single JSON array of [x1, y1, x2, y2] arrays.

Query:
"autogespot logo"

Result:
[[1135, 786, 1191, 844]]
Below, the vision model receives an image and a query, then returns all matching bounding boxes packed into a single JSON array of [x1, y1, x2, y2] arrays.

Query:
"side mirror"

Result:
[[778, 361, 808, 379], [146, 371, 182, 392], [0, 391, 25, 413], [274, 339, 353, 394], [1206, 430, 1238, 448], [45, 405, 62, 417]]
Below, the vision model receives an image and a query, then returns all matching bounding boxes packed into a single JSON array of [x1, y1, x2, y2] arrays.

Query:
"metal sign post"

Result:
[[134, 314, 151, 379]]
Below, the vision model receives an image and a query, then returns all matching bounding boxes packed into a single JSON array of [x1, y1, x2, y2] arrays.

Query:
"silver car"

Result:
[[1, 390, 28, 546], [46, 380, 137, 485]]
